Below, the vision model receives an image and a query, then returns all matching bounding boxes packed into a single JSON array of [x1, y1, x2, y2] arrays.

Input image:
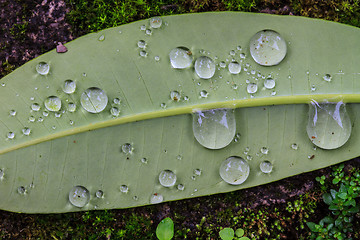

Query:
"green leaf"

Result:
[[329, 204, 339, 210], [322, 216, 334, 224], [0, 12, 359, 213], [330, 189, 338, 199], [348, 206, 360, 213], [219, 228, 235, 240], [239, 237, 250, 240], [323, 193, 333, 205], [307, 222, 318, 232], [156, 217, 174, 240], [235, 228, 244, 237], [338, 192, 348, 200]]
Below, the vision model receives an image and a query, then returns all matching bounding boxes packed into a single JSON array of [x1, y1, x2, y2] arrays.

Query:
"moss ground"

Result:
[[0, 0, 359, 239]]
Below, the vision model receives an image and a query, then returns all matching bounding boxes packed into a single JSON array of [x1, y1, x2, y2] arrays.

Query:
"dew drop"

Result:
[[150, 16, 162, 28], [113, 98, 121, 105], [271, 91, 277, 96], [9, 110, 16, 116], [141, 158, 148, 164], [261, 147, 269, 154], [110, 107, 120, 117], [133, 196, 139, 201], [139, 50, 148, 57], [246, 155, 253, 161], [247, 83, 258, 94], [323, 74, 332, 82], [120, 185, 129, 193], [219, 61, 226, 68], [98, 35, 105, 41], [195, 56, 215, 79], [159, 170, 176, 187], [96, 190, 104, 198], [63, 80, 76, 94], [137, 40, 146, 49], [43, 111, 49, 117], [176, 155, 183, 160], [18, 186, 26, 195], [291, 143, 298, 150], [183, 96, 189, 101], [28, 116, 35, 122], [67, 102, 76, 112], [307, 101, 351, 149], [55, 112, 61, 118], [177, 184, 184, 191], [264, 78, 275, 89], [169, 47, 193, 69], [311, 85, 316, 92], [69, 186, 90, 208], [7, 132, 15, 139], [230, 50, 235, 56], [160, 103, 167, 109], [150, 193, 163, 204], [154, 56, 160, 61], [121, 143, 133, 154], [240, 53, 246, 59], [170, 91, 180, 101], [0, 169, 4, 179], [36, 62, 50, 75], [140, 25, 146, 31], [194, 169, 202, 176], [38, 117, 44, 122], [250, 30, 287, 66], [199, 90, 208, 98], [22, 127, 31, 136], [228, 62, 241, 74], [80, 87, 108, 113], [219, 156, 250, 185], [44, 96, 61, 112], [31, 103, 40, 112], [193, 109, 236, 149], [260, 161, 273, 173]]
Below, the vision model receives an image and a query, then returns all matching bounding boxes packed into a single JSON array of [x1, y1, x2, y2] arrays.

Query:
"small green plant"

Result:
[[306, 164, 360, 240], [219, 227, 250, 240], [156, 217, 174, 240]]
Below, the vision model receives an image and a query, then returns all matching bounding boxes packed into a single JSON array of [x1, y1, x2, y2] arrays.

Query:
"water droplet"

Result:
[[7, 132, 15, 139], [307, 101, 351, 149], [228, 62, 241, 74], [183, 96, 189, 101], [170, 91, 180, 101], [150, 16, 162, 28], [195, 56, 215, 79], [291, 143, 298, 150], [193, 109, 236, 149], [199, 90, 208, 98], [260, 161, 273, 173], [219, 156, 250, 185], [219, 61, 226, 68], [55, 112, 62, 118], [177, 184, 184, 191], [18, 186, 26, 195], [36, 62, 50, 75], [52, 126, 56, 130], [145, 29, 152, 35], [246, 155, 253, 161], [44, 96, 61, 112], [121, 143, 133, 154], [154, 56, 160, 61], [140, 25, 146, 31], [110, 107, 120, 117], [120, 185, 129, 193], [81, 87, 108, 113], [271, 91, 277, 96], [250, 30, 287, 66], [264, 78, 275, 89], [139, 50, 148, 57], [150, 193, 163, 204], [133, 196, 138, 201], [323, 74, 332, 82], [38, 117, 44, 122], [137, 40, 146, 49], [261, 147, 269, 154], [169, 47, 193, 69], [1, 83, 5, 87], [247, 83, 258, 94], [42, 111, 49, 117], [237, 46, 242, 51], [160, 103, 167, 109], [0, 169, 4, 179], [22, 127, 31, 136], [96, 190, 104, 198], [63, 80, 76, 94], [69, 120, 74, 125], [68, 186, 90, 208], [67, 102, 76, 112], [113, 98, 121, 105], [230, 50, 235, 56], [240, 53, 246, 59], [194, 169, 202, 176], [82, 72, 87, 77], [311, 85, 316, 92], [98, 35, 105, 41], [176, 155, 183, 160], [159, 170, 176, 187], [28, 116, 35, 122], [141, 158, 148, 164], [9, 110, 16, 116], [31, 103, 40, 112], [234, 133, 241, 142]]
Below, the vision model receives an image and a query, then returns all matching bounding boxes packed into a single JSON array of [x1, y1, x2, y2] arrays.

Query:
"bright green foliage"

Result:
[[156, 217, 174, 240], [219, 227, 250, 240], [307, 164, 360, 240]]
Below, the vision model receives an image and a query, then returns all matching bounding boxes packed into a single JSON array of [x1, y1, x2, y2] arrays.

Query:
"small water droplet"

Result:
[[230, 50, 235, 56], [199, 90, 208, 98], [98, 35, 105, 41], [169, 47, 193, 69], [246, 155, 253, 161], [177, 184, 184, 191], [42, 111, 49, 117], [247, 83, 258, 94], [234, 133, 241, 142], [154, 56, 160, 61], [36, 62, 50, 75], [52, 126, 56, 130], [137, 40, 146, 49], [28, 116, 35, 122], [219, 61, 226, 68], [81, 87, 108, 113], [139, 50, 148, 57], [133, 196, 138, 201], [194, 169, 202, 176], [291, 143, 298, 150], [38, 117, 44, 122], [55, 112, 61, 118], [176, 155, 183, 160], [18, 186, 26, 195], [141, 158, 148, 164], [113, 98, 121, 105], [240, 53, 246, 59], [264, 78, 276, 89], [193, 109, 236, 149], [1, 83, 5, 87], [195, 56, 216, 79], [260, 161, 273, 173], [159, 170, 176, 187], [96, 190, 104, 198], [311, 85, 316, 92], [69, 120, 74, 125], [7, 132, 15, 139], [261, 147, 269, 154], [150, 193, 163, 204], [145, 29, 152, 35], [0, 169, 4, 180], [44, 96, 61, 112], [183, 96, 189, 101], [170, 91, 180, 101], [271, 91, 277, 96], [31, 103, 40, 112], [228, 62, 241, 74], [120, 185, 129, 193], [140, 25, 146, 31], [63, 80, 76, 94], [323, 74, 332, 82], [22, 127, 31, 136], [150, 16, 162, 28], [67, 102, 76, 112], [250, 30, 287, 66], [82, 73, 87, 77], [121, 143, 133, 154], [9, 110, 16, 116], [110, 107, 120, 117], [219, 156, 250, 185], [69, 186, 90, 208], [160, 103, 167, 109]]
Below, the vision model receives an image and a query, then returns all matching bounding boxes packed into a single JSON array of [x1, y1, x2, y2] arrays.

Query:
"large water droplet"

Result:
[[247, 83, 258, 94], [69, 186, 90, 208], [219, 156, 250, 185], [150, 16, 162, 28], [98, 35, 105, 41], [150, 193, 163, 204], [36, 62, 50, 75], [63, 80, 76, 94], [307, 101, 351, 149], [96, 190, 104, 198], [159, 170, 176, 187], [193, 109, 236, 149], [264, 78, 275, 89], [199, 90, 208, 98], [195, 56, 215, 79], [45, 96, 61, 112], [323, 74, 332, 82], [122, 143, 133, 154], [260, 161, 273, 173], [170, 91, 180, 101], [169, 47, 193, 69], [81, 87, 108, 113], [250, 30, 287, 66], [228, 62, 241, 74], [9, 110, 16, 116], [137, 40, 146, 49]]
